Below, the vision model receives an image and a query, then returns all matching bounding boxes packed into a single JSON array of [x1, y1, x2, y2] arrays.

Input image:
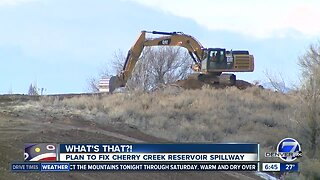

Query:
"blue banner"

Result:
[[280, 163, 299, 172], [41, 163, 70, 172], [59, 143, 258, 153]]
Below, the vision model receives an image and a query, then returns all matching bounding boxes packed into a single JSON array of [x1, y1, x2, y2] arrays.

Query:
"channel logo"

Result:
[[265, 138, 302, 162], [24, 143, 57, 161]]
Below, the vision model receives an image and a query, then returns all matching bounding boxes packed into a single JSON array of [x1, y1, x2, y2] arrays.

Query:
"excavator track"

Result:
[[174, 75, 252, 90]]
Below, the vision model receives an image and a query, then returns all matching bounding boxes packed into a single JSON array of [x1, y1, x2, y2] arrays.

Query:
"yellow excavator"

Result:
[[109, 31, 254, 92]]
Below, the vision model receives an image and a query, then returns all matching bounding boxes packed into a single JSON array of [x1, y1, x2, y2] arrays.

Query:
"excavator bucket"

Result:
[[109, 76, 124, 93]]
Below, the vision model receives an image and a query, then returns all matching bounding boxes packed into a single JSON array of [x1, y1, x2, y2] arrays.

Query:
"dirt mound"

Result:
[[174, 78, 206, 89], [235, 80, 253, 89], [174, 78, 253, 90]]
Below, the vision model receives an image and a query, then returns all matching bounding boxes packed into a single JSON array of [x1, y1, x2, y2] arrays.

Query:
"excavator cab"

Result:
[[204, 48, 228, 72], [204, 48, 253, 73], [209, 48, 225, 62], [199, 48, 253, 85]]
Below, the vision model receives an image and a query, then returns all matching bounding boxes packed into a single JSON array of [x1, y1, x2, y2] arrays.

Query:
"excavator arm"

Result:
[[109, 31, 206, 92]]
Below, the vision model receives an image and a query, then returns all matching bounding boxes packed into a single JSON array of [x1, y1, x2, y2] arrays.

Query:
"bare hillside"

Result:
[[0, 86, 302, 179]]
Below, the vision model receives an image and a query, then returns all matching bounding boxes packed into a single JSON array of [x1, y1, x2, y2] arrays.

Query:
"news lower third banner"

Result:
[[12, 143, 260, 172], [11, 162, 259, 172], [58, 144, 259, 162]]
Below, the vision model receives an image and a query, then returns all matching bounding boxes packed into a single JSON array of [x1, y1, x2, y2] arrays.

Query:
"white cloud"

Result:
[[0, 0, 39, 6], [129, 0, 320, 38]]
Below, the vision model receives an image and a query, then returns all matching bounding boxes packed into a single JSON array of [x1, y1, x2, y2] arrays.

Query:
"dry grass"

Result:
[[39, 86, 299, 146], [37, 87, 320, 178]]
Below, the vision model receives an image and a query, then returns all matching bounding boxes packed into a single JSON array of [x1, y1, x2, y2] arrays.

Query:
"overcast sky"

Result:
[[0, 0, 318, 94]]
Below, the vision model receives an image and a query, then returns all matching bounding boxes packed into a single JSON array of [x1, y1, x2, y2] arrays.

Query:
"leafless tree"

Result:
[[264, 70, 287, 93], [87, 47, 193, 92], [112, 49, 127, 74], [86, 77, 100, 93], [107, 47, 193, 91], [86, 62, 112, 92], [148, 47, 192, 85], [298, 41, 320, 158], [28, 83, 39, 95]]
